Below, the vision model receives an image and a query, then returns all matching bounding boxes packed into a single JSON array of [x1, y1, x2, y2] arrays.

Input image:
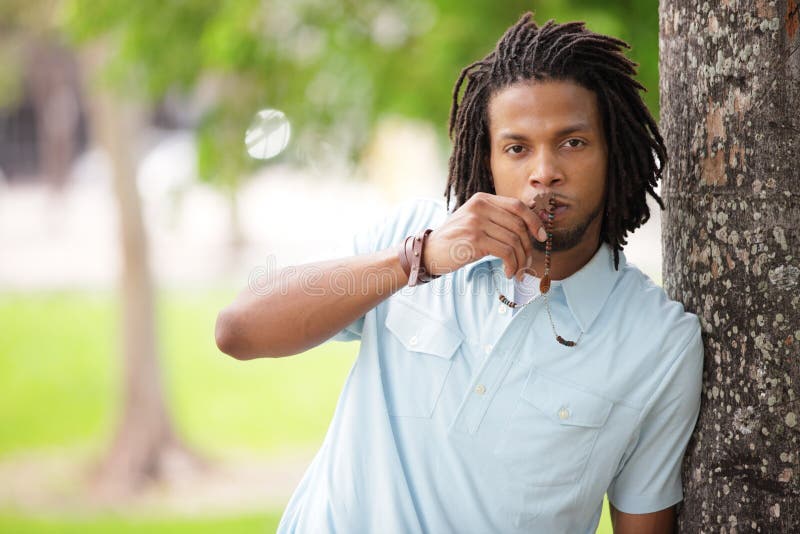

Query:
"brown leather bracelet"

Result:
[[408, 229, 440, 286], [397, 236, 413, 278]]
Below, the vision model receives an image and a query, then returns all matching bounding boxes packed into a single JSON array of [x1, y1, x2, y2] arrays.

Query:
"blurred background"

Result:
[[0, 0, 662, 532]]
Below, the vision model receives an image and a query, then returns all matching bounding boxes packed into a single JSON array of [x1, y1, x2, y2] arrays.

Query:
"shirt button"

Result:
[[475, 384, 487, 395], [558, 407, 571, 420], [409, 335, 418, 346], [483, 344, 493, 354], [498, 305, 507, 314]]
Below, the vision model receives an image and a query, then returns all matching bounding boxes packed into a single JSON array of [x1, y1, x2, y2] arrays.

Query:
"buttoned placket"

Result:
[[475, 272, 515, 362], [451, 275, 544, 435]]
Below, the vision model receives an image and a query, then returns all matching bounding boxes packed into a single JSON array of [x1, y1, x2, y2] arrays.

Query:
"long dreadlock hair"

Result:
[[444, 12, 666, 269]]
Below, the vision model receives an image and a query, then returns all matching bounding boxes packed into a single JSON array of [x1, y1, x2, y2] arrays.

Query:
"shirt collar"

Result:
[[462, 242, 624, 333]]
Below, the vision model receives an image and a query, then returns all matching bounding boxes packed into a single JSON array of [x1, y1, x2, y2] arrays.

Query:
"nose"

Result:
[[527, 149, 564, 188]]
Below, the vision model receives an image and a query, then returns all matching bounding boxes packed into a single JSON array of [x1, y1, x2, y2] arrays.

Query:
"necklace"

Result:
[[498, 193, 582, 348]]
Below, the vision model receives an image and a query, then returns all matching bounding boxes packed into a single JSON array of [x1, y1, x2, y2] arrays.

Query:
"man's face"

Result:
[[487, 79, 608, 252]]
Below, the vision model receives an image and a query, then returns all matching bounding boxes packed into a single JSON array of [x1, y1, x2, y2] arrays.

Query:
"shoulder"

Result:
[[389, 196, 449, 229], [363, 196, 449, 252], [615, 261, 701, 347], [608, 261, 703, 399]]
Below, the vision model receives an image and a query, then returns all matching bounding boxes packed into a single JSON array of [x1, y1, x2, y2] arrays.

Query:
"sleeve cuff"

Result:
[[607, 486, 683, 515], [331, 328, 360, 342]]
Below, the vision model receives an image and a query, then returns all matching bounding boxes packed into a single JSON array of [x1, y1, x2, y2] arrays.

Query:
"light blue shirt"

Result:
[[278, 197, 703, 534]]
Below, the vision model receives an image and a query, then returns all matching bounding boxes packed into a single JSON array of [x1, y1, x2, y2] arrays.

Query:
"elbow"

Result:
[[215, 308, 251, 360]]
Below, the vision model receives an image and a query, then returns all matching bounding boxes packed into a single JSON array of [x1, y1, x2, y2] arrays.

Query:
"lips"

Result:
[[527, 195, 568, 209], [536, 207, 568, 222], [529, 195, 569, 221], [550, 204, 568, 220]]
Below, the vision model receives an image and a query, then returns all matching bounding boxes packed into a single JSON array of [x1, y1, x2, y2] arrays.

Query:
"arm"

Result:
[[606, 325, 703, 533], [215, 247, 408, 359], [215, 193, 546, 360], [610, 503, 675, 534]]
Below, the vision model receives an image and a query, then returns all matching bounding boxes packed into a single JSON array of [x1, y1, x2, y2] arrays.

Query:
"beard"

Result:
[[532, 200, 604, 252]]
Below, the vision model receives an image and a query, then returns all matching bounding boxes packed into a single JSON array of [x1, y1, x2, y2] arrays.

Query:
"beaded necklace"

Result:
[[497, 193, 582, 347]]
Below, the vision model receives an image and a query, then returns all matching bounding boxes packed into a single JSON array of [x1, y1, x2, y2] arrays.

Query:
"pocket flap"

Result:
[[385, 301, 463, 359], [521, 373, 613, 428]]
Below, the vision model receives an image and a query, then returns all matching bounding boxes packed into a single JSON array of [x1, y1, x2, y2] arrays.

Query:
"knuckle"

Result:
[[469, 192, 484, 204]]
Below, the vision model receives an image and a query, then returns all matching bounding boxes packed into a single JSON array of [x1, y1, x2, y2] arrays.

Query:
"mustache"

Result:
[[526, 193, 572, 210]]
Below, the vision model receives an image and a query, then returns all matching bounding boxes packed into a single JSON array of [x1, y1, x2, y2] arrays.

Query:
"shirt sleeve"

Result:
[[328, 219, 382, 343], [329, 197, 448, 343], [328, 227, 374, 342], [606, 323, 704, 514]]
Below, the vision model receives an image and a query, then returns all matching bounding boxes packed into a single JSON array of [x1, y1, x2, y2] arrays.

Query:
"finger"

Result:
[[485, 207, 535, 269], [481, 221, 527, 279], [485, 195, 547, 242], [475, 199, 535, 267]]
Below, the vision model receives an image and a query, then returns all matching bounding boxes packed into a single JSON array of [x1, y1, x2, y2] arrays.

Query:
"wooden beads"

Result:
[[557, 335, 576, 347], [498, 294, 518, 308], [497, 192, 579, 348], [541, 196, 555, 295], [539, 274, 551, 294]]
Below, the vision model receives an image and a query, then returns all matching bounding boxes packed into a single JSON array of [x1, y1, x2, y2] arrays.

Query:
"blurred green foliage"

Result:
[[1, 3, 659, 530], [57, 0, 659, 189]]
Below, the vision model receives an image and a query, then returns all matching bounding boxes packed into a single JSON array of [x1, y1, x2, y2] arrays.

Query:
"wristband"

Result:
[[397, 235, 413, 278], [397, 229, 440, 287]]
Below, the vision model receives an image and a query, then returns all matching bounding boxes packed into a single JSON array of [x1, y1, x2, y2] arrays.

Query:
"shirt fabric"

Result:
[[277, 197, 704, 534], [513, 273, 541, 316]]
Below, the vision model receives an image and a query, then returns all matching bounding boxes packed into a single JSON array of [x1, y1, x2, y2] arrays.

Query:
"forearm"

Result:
[[610, 503, 675, 534], [215, 246, 408, 359]]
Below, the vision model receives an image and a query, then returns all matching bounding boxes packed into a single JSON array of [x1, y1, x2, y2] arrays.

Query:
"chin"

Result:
[[532, 223, 590, 252]]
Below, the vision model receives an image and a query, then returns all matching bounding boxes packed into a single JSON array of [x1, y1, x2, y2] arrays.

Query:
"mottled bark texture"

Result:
[[660, 0, 800, 531]]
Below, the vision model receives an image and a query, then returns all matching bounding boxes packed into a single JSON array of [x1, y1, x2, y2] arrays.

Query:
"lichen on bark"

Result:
[[660, 0, 800, 530]]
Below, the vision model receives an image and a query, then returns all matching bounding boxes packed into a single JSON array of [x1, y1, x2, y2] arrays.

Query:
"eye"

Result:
[[563, 138, 586, 149], [505, 144, 525, 155]]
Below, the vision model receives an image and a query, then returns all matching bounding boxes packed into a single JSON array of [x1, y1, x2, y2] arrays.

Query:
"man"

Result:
[[215, 13, 703, 534]]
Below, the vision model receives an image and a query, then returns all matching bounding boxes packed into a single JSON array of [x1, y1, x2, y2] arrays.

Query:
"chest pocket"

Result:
[[493, 371, 613, 487], [383, 300, 463, 418]]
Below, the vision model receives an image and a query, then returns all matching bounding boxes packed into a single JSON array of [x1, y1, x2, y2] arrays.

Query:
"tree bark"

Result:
[[80, 45, 199, 498], [660, 0, 800, 530], [27, 40, 80, 190]]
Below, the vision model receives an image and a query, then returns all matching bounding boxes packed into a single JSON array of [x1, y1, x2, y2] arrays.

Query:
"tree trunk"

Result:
[[80, 45, 200, 498], [660, 0, 800, 530], [27, 40, 80, 190]]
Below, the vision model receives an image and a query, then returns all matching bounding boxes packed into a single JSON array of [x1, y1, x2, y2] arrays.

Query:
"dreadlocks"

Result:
[[444, 12, 666, 269]]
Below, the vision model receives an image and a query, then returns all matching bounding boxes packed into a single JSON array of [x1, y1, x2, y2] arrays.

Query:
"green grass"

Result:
[[0, 511, 280, 533], [0, 290, 357, 459], [0, 290, 613, 533]]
